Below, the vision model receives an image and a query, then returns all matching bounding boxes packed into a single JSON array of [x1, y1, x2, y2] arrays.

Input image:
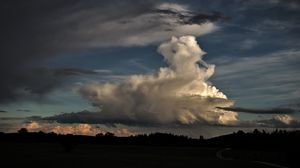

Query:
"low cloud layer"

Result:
[[78, 36, 237, 126], [251, 114, 300, 128], [17, 109, 31, 112], [22, 121, 135, 137]]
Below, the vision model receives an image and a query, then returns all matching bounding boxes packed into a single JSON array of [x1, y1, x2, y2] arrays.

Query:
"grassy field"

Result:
[[222, 148, 289, 167], [0, 142, 275, 168]]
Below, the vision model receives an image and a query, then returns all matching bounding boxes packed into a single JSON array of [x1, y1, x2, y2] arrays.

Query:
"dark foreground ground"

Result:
[[1, 142, 278, 168], [1, 130, 299, 167]]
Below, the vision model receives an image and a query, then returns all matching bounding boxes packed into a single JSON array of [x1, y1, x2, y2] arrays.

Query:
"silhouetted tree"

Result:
[[48, 132, 57, 136], [38, 131, 45, 134], [272, 129, 279, 135], [96, 133, 104, 137], [18, 128, 28, 134], [105, 132, 115, 137], [236, 130, 245, 135], [253, 129, 261, 135]]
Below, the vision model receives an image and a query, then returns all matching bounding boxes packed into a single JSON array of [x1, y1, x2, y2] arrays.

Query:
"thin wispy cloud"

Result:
[[0, 1, 221, 104], [211, 50, 300, 106]]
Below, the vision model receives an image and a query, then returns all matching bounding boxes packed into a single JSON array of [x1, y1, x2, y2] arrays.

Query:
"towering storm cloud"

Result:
[[79, 36, 237, 126]]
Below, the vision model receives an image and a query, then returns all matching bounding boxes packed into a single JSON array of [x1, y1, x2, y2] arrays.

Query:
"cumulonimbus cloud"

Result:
[[77, 36, 238, 126]]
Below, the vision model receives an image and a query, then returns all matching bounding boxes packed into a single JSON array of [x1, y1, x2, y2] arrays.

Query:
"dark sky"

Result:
[[0, 0, 299, 137]]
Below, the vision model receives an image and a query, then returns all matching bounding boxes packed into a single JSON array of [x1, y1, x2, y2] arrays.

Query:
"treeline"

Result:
[[0, 128, 300, 149], [0, 129, 200, 146], [209, 129, 300, 150]]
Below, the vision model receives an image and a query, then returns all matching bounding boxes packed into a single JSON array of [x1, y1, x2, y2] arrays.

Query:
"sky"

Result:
[[0, 0, 300, 138]]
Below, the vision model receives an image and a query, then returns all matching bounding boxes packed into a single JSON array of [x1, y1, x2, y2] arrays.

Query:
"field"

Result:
[[1, 142, 274, 168]]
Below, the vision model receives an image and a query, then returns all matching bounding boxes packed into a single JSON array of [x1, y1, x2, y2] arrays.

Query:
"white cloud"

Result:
[[273, 114, 294, 125], [79, 36, 238, 126], [156, 3, 190, 13]]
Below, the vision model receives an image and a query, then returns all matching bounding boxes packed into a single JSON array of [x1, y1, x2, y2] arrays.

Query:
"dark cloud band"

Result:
[[218, 107, 296, 114]]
